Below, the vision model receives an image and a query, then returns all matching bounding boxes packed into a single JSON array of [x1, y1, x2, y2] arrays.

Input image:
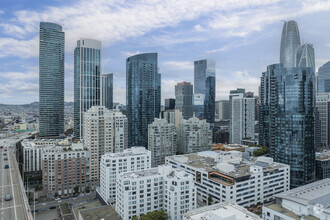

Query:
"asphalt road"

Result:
[[0, 133, 32, 220]]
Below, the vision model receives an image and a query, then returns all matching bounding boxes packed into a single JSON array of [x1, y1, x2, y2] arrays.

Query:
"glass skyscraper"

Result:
[[194, 59, 216, 123], [318, 61, 330, 93], [260, 64, 315, 187], [126, 53, 161, 148], [39, 22, 65, 137], [175, 82, 193, 120], [280, 20, 301, 68], [101, 73, 113, 110], [74, 39, 101, 139], [295, 43, 315, 68]]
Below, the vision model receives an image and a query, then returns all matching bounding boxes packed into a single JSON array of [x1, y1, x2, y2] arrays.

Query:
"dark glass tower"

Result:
[[280, 20, 301, 68], [74, 39, 101, 139], [260, 64, 315, 187], [194, 59, 216, 123], [318, 61, 330, 93], [126, 53, 161, 148], [101, 73, 113, 110], [165, 98, 175, 110], [175, 82, 193, 119], [39, 22, 64, 137]]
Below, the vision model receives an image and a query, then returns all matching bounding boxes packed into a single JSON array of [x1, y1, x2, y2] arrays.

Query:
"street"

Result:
[[0, 133, 33, 220]]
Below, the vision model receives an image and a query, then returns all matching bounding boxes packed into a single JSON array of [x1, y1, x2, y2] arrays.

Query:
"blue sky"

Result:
[[1, 0, 330, 104]]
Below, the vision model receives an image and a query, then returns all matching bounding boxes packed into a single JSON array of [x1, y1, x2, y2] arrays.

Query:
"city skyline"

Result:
[[1, 1, 330, 104]]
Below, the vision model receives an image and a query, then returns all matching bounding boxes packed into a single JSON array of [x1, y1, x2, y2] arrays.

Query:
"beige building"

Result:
[[83, 106, 127, 190]]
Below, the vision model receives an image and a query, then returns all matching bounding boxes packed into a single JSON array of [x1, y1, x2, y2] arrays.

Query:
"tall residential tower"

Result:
[[126, 53, 161, 147], [39, 22, 65, 137], [101, 73, 113, 110], [74, 39, 101, 139]]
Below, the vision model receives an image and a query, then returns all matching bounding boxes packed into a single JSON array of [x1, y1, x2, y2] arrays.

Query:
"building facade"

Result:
[[175, 82, 194, 120], [176, 117, 212, 154], [315, 93, 330, 150], [74, 39, 101, 139], [148, 118, 176, 167], [99, 147, 151, 204], [39, 22, 65, 137], [194, 59, 216, 123], [83, 106, 112, 189], [162, 109, 183, 130], [318, 61, 330, 93], [215, 100, 230, 120], [229, 89, 255, 144], [259, 64, 315, 187], [42, 144, 87, 198], [280, 20, 301, 68], [126, 53, 161, 148], [315, 152, 330, 180], [101, 73, 113, 110], [166, 151, 290, 208], [115, 165, 196, 220], [165, 98, 175, 110]]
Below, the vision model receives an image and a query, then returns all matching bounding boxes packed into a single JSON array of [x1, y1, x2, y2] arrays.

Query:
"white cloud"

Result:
[[0, 0, 296, 58], [0, 37, 38, 58], [216, 71, 260, 99], [121, 51, 142, 58], [162, 61, 193, 71]]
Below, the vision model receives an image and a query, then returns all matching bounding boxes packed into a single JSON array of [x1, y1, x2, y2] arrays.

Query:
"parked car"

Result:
[[40, 208, 48, 211], [5, 194, 12, 201], [49, 206, 56, 209]]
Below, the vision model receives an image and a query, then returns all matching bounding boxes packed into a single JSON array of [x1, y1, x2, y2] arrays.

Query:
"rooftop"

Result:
[[102, 147, 149, 159], [275, 178, 330, 208], [183, 202, 261, 220], [79, 205, 121, 220], [120, 167, 159, 179], [167, 151, 288, 179], [316, 151, 330, 161]]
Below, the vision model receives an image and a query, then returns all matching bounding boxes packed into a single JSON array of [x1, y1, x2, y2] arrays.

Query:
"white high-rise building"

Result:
[[176, 117, 212, 154], [116, 165, 196, 220], [83, 106, 127, 189], [99, 147, 151, 204], [166, 151, 290, 208], [230, 90, 255, 144], [148, 118, 176, 167]]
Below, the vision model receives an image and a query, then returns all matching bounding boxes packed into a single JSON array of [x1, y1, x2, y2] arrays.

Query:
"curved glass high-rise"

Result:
[[74, 39, 101, 139], [260, 64, 315, 187], [126, 53, 161, 147], [39, 22, 65, 137], [280, 20, 301, 68]]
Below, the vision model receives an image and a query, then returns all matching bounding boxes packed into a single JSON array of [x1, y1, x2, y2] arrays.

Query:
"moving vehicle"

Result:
[[5, 164, 9, 169], [5, 194, 12, 201]]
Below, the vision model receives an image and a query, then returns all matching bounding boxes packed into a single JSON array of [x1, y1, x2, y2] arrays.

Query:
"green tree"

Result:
[[54, 193, 58, 198], [208, 194, 213, 205], [132, 216, 139, 220], [140, 211, 168, 220], [74, 186, 79, 194]]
